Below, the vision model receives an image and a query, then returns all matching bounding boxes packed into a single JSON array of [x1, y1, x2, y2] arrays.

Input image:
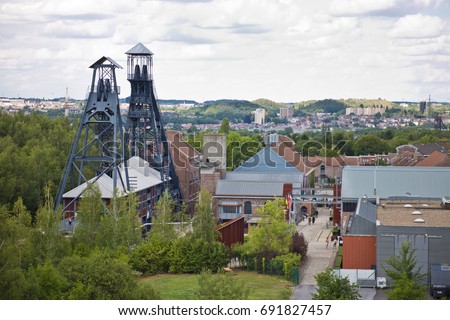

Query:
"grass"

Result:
[[138, 270, 294, 300]]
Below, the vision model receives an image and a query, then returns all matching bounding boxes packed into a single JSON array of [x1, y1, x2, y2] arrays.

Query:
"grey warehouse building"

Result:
[[376, 198, 450, 287]]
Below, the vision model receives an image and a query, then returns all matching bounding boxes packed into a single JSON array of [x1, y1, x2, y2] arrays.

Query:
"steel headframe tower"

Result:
[[55, 57, 129, 218], [125, 43, 181, 201]]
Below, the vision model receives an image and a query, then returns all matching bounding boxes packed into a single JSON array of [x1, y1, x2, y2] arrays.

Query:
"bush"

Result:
[[129, 235, 172, 275], [272, 253, 301, 279], [59, 251, 140, 299], [291, 232, 308, 257], [195, 270, 250, 300], [169, 235, 229, 273]]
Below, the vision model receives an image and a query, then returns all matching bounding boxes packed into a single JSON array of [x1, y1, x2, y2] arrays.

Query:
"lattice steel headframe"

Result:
[[124, 43, 181, 201], [55, 57, 129, 217]]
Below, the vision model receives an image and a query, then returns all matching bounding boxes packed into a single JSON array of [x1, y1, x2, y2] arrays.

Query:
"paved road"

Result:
[[291, 207, 376, 300]]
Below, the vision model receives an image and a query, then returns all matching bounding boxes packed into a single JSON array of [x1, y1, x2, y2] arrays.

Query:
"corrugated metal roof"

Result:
[[63, 156, 163, 199], [348, 199, 376, 235], [126, 43, 153, 55], [234, 147, 301, 174], [342, 166, 450, 199], [216, 180, 283, 196], [225, 172, 302, 183]]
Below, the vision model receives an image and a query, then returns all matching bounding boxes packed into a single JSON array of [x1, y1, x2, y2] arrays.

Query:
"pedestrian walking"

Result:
[[325, 237, 329, 249], [333, 238, 337, 249], [308, 216, 311, 225], [312, 216, 315, 224]]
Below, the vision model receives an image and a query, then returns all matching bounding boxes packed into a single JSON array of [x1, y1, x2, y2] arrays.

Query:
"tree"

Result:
[[59, 250, 158, 299], [382, 240, 427, 300], [291, 232, 308, 257], [192, 189, 219, 242], [242, 199, 295, 260], [151, 190, 177, 241], [353, 134, 391, 155], [218, 118, 231, 134], [312, 268, 361, 300], [196, 270, 250, 300]]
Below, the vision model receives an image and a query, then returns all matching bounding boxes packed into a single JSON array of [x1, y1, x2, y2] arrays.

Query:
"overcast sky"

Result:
[[1, 0, 450, 103]]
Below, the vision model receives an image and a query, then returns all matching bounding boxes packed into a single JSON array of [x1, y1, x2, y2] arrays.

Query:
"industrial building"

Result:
[[376, 198, 450, 286], [215, 146, 304, 223], [62, 157, 163, 223]]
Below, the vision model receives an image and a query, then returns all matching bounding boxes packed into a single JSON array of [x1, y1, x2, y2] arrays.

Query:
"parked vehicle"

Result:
[[430, 264, 450, 299]]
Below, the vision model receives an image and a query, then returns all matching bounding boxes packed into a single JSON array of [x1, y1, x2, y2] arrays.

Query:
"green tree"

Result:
[[219, 118, 231, 134], [196, 270, 250, 300], [353, 134, 391, 155], [312, 268, 361, 300], [151, 190, 177, 241], [192, 189, 219, 242], [129, 235, 172, 275], [382, 240, 427, 300], [242, 199, 294, 260], [59, 250, 156, 299]]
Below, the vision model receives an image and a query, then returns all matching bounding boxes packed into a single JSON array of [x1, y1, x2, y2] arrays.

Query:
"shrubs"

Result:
[[129, 235, 172, 275], [291, 232, 308, 257], [196, 270, 250, 300], [130, 234, 229, 275]]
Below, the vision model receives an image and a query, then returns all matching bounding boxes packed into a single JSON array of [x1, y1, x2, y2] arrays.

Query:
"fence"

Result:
[[333, 269, 376, 288], [242, 256, 300, 285]]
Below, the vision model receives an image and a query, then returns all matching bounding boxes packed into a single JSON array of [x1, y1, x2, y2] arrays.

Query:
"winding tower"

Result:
[[55, 57, 129, 218], [125, 43, 181, 200]]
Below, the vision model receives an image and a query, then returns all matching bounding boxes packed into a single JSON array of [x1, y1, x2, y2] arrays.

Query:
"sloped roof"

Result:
[[414, 143, 447, 156], [348, 199, 376, 235], [415, 151, 450, 167], [126, 43, 153, 55], [271, 141, 312, 173], [225, 172, 302, 184], [271, 136, 359, 173], [63, 156, 163, 199], [342, 166, 450, 199], [216, 146, 303, 196], [89, 56, 122, 69], [63, 175, 117, 199], [166, 130, 201, 159], [234, 147, 301, 174], [216, 181, 284, 196]]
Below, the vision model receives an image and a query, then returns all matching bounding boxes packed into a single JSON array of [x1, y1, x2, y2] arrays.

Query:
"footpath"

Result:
[[290, 208, 377, 300], [291, 207, 337, 299]]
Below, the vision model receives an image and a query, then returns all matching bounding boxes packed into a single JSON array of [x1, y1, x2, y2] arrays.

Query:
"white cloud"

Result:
[[0, 0, 450, 101], [389, 14, 445, 39], [329, 0, 443, 17]]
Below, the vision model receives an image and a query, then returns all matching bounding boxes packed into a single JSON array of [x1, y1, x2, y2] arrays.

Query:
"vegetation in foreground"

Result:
[[139, 271, 293, 300]]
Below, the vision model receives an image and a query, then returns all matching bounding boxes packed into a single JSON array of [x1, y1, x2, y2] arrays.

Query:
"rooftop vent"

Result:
[[414, 218, 425, 223], [404, 204, 413, 208], [412, 210, 422, 215]]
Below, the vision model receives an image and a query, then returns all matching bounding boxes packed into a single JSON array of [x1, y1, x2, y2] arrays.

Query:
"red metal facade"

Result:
[[342, 235, 376, 269], [216, 216, 245, 248]]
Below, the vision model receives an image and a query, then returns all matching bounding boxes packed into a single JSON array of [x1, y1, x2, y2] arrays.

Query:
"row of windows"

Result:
[[220, 201, 252, 215]]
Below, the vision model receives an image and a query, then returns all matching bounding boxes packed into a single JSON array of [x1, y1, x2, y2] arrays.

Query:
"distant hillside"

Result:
[[183, 99, 261, 123], [295, 99, 347, 114], [252, 98, 287, 115], [158, 99, 198, 105], [343, 98, 399, 109]]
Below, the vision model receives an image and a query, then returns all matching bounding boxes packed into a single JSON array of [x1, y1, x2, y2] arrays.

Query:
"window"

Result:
[[244, 201, 252, 215], [221, 206, 241, 214]]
